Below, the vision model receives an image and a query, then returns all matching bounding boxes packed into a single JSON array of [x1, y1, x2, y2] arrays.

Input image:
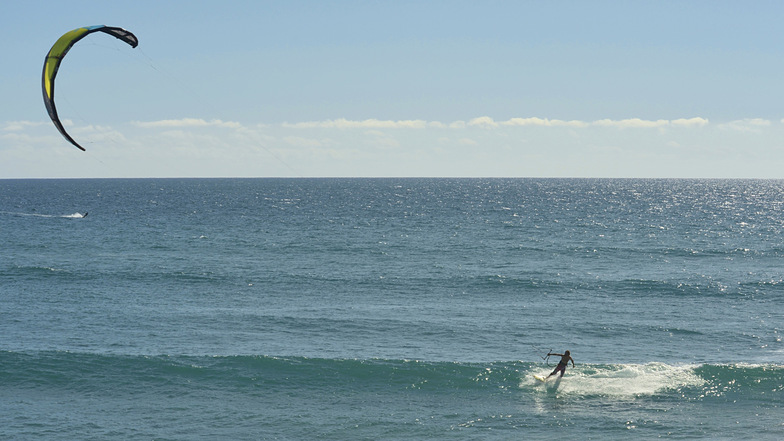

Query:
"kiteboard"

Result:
[[533, 375, 546, 382]]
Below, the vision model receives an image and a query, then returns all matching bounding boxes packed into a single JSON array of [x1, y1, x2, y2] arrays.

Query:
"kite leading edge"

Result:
[[42, 25, 138, 151]]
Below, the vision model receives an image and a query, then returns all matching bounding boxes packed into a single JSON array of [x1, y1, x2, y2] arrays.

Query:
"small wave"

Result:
[[3, 351, 781, 406], [12, 265, 69, 275], [652, 326, 704, 336]]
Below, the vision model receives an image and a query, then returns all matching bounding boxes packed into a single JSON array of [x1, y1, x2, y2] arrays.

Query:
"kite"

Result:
[[42, 25, 138, 151]]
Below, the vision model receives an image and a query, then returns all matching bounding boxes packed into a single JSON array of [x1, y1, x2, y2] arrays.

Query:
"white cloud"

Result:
[[133, 118, 242, 129], [4, 112, 784, 178], [671, 117, 709, 127], [718, 118, 771, 132], [281, 116, 711, 131], [467, 116, 499, 128], [283, 136, 327, 147], [282, 118, 434, 129], [502, 117, 589, 128], [73, 124, 117, 135], [1, 132, 36, 142], [592, 118, 670, 128], [458, 138, 478, 146], [2, 121, 45, 131]]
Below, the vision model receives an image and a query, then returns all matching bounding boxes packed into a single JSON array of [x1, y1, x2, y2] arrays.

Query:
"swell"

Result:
[[3, 351, 781, 401], [0, 351, 520, 395]]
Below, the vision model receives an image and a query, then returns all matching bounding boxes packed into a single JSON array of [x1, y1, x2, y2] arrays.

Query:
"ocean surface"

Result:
[[1, 178, 782, 440]]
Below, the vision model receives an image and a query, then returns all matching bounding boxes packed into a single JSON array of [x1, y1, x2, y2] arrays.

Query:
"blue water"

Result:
[[1, 178, 782, 439]]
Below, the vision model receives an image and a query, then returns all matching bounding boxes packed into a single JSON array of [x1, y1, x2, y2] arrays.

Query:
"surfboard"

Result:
[[533, 375, 546, 382]]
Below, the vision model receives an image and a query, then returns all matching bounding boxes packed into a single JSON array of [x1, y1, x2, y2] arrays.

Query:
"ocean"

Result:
[[1, 178, 782, 440]]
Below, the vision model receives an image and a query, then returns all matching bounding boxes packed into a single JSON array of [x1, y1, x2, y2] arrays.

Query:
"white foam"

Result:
[[528, 363, 704, 397]]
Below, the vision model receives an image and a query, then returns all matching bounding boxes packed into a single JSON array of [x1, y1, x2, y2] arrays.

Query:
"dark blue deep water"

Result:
[[2, 178, 782, 439]]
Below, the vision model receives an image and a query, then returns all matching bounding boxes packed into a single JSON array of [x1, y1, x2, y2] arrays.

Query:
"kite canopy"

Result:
[[42, 25, 138, 151]]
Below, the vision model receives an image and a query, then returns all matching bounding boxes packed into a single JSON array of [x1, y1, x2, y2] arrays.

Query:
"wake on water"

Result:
[[0, 211, 87, 218]]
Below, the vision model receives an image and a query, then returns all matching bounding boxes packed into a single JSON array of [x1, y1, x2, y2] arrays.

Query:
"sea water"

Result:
[[1, 178, 782, 440]]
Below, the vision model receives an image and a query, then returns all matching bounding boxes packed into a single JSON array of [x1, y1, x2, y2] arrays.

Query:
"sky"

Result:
[[2, 0, 784, 178]]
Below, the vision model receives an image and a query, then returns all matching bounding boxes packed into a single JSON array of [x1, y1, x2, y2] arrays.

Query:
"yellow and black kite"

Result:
[[42, 26, 138, 151]]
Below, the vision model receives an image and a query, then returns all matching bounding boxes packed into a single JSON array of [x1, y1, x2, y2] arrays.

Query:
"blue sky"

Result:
[[2, 0, 784, 178]]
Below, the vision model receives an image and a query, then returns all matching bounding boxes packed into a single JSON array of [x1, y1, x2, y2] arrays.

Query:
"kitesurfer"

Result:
[[546, 350, 574, 378]]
